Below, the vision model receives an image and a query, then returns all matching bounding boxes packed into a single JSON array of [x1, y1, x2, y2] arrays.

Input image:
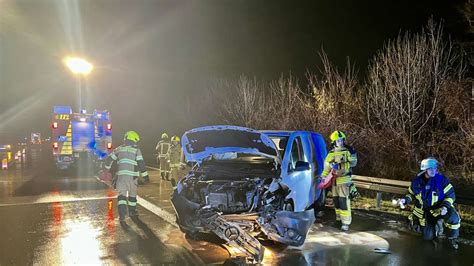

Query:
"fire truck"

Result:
[[51, 106, 112, 170]]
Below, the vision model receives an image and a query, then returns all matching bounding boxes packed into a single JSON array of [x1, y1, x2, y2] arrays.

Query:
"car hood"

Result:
[[181, 125, 280, 165]]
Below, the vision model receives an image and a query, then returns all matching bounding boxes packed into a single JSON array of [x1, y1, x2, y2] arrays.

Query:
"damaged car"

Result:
[[171, 125, 326, 263]]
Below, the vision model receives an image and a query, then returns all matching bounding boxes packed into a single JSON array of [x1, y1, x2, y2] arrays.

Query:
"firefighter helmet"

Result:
[[124, 131, 140, 143], [171, 136, 180, 142], [161, 133, 169, 139], [420, 158, 438, 171], [330, 130, 347, 142]]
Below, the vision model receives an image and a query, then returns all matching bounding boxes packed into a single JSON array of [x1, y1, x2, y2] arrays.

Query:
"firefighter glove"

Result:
[[441, 206, 448, 216], [349, 183, 361, 200]]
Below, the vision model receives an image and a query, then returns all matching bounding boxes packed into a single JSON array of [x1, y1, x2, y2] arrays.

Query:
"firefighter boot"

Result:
[[128, 197, 138, 217], [449, 238, 459, 250], [435, 219, 444, 238], [118, 204, 127, 222], [341, 224, 349, 231]]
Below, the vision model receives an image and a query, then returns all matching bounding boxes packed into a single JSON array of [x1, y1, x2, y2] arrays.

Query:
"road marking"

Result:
[[137, 196, 178, 228], [0, 195, 116, 207], [146, 166, 160, 171], [94, 173, 178, 228]]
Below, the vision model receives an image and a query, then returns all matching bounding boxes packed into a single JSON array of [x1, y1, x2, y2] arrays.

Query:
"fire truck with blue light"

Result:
[[51, 106, 112, 170]]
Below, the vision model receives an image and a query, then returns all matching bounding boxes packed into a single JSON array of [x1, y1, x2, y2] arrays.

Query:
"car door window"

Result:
[[288, 137, 304, 171]]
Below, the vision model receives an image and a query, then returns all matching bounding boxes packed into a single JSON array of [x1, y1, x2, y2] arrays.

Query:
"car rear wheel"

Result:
[[283, 201, 294, 211]]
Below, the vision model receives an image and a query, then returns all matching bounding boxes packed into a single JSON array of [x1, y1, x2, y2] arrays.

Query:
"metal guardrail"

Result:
[[352, 175, 474, 207]]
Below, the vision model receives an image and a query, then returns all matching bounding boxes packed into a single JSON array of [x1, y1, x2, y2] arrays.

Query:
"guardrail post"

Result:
[[376, 192, 382, 209]]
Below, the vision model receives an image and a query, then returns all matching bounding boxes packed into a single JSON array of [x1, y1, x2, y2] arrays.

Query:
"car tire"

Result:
[[283, 201, 294, 211], [315, 189, 326, 210]]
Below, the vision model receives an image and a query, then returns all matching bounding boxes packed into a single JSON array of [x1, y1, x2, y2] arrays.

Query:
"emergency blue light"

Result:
[[53, 106, 72, 114]]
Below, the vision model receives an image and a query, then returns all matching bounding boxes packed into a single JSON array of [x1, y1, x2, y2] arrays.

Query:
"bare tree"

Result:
[[306, 50, 362, 139], [220, 76, 266, 128], [365, 19, 466, 168], [263, 75, 304, 130]]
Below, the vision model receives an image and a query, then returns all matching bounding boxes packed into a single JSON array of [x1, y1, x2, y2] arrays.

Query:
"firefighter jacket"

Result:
[[321, 145, 357, 185], [405, 172, 455, 217], [169, 143, 183, 168], [104, 143, 148, 178], [156, 140, 171, 159]]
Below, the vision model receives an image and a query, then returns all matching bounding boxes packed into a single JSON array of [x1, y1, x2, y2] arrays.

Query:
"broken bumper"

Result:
[[261, 208, 315, 246]]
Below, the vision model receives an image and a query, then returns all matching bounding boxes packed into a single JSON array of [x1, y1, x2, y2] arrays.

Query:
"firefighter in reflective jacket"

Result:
[[169, 136, 184, 184], [321, 130, 357, 231], [104, 131, 149, 222], [156, 132, 171, 180], [399, 157, 460, 249]]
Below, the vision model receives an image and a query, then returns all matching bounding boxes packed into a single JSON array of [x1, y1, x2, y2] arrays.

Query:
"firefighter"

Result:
[[399, 157, 460, 249], [103, 131, 149, 223], [169, 136, 184, 185], [156, 132, 171, 180], [321, 130, 357, 231]]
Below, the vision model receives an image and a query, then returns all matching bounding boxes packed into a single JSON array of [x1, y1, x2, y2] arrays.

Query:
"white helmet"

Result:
[[420, 158, 438, 171]]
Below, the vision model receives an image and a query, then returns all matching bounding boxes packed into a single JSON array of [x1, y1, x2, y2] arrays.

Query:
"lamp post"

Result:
[[63, 56, 94, 111]]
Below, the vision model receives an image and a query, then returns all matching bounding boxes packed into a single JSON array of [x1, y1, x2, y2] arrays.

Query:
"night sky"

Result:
[[0, 0, 469, 154]]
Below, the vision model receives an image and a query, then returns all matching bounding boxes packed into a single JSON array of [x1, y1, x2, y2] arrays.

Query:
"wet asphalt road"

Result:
[[1, 146, 473, 265]]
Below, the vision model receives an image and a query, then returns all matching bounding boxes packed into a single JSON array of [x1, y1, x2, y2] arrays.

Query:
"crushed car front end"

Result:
[[170, 125, 316, 262]]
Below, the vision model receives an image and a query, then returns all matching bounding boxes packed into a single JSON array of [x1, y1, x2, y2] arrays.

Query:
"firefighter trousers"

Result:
[[417, 206, 461, 240], [332, 183, 352, 225], [116, 175, 139, 220]]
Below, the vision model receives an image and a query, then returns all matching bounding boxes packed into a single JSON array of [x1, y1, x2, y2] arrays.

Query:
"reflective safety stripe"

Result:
[[111, 153, 117, 160], [117, 170, 139, 176], [141, 171, 149, 176], [336, 176, 352, 185], [335, 209, 341, 220], [415, 193, 423, 206], [413, 207, 424, 218], [339, 209, 351, 217], [419, 218, 426, 226], [408, 214, 426, 226], [136, 155, 144, 161], [128, 201, 137, 207], [432, 192, 438, 206], [117, 147, 137, 153], [444, 198, 454, 206], [118, 200, 128, 206], [443, 184, 453, 194], [430, 209, 442, 217], [118, 158, 138, 166], [444, 222, 461, 230], [408, 186, 414, 195]]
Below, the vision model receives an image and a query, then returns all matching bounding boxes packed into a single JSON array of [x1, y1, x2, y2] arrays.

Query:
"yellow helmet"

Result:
[[171, 136, 180, 142], [124, 131, 140, 143], [161, 133, 169, 139], [330, 130, 346, 142]]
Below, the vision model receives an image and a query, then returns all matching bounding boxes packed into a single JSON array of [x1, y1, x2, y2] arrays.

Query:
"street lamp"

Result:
[[63, 56, 94, 111]]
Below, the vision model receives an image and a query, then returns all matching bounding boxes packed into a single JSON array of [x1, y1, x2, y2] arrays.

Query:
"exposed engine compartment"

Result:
[[179, 172, 283, 214], [173, 171, 316, 264]]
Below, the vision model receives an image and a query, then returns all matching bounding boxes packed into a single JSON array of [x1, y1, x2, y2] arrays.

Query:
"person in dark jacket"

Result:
[[400, 157, 460, 249]]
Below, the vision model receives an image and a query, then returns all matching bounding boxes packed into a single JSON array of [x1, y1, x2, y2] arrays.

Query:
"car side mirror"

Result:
[[295, 161, 310, 171]]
